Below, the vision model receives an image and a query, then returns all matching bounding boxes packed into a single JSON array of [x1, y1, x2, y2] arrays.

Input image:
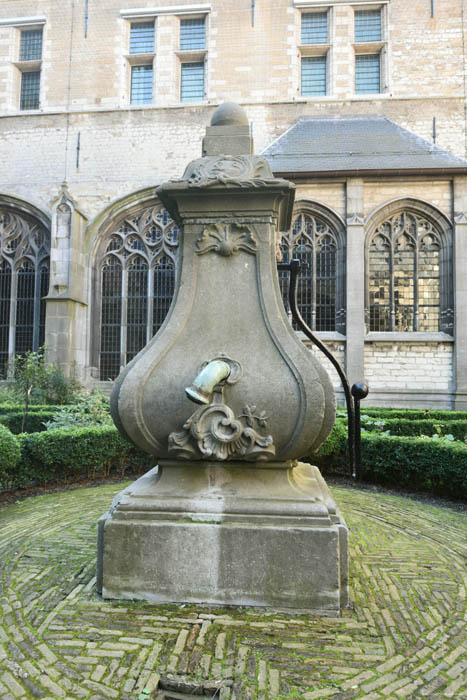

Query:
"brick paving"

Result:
[[0, 482, 465, 699]]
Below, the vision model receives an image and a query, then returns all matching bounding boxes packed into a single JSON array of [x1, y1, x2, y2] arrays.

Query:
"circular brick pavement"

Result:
[[0, 482, 465, 699]]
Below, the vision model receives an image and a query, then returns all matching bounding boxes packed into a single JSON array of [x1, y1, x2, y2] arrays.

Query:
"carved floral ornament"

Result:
[[196, 223, 257, 257]]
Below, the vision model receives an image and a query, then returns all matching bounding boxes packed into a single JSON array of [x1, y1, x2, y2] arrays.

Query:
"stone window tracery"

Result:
[[279, 209, 345, 333], [0, 208, 50, 378], [98, 204, 179, 381], [367, 210, 453, 333]]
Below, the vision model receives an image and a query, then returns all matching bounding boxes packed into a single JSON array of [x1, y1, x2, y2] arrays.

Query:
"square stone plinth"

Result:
[[97, 461, 348, 611]]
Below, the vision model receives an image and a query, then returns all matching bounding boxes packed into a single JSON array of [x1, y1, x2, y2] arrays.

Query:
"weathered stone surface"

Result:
[[105, 107, 339, 611], [203, 102, 252, 156], [111, 148, 335, 461], [98, 462, 347, 609]]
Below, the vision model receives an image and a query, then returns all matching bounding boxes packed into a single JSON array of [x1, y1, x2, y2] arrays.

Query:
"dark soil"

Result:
[[0, 470, 143, 508]]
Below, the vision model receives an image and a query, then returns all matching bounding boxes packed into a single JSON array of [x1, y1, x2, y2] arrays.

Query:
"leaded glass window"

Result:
[[0, 260, 11, 378], [20, 29, 43, 61], [180, 62, 204, 102], [301, 12, 328, 45], [130, 22, 155, 54], [0, 208, 50, 378], [367, 211, 452, 333], [301, 56, 326, 97], [279, 211, 345, 333], [355, 54, 380, 94], [131, 65, 153, 104], [99, 205, 179, 380], [20, 71, 41, 110], [180, 18, 205, 50], [354, 10, 382, 42]]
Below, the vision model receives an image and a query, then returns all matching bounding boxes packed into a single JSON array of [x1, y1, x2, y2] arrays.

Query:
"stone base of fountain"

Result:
[[97, 461, 348, 611]]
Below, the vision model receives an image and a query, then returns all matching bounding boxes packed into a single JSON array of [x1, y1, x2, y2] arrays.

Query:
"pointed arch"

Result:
[[365, 198, 453, 333], [279, 199, 346, 333], [0, 195, 51, 376], [89, 190, 180, 380]]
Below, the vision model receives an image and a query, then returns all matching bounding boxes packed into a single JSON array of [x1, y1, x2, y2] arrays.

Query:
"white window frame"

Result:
[[121, 5, 210, 106], [352, 4, 388, 95], [297, 6, 331, 99], [0, 17, 46, 112]]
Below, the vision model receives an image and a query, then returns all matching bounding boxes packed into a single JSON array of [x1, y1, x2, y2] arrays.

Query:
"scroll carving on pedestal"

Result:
[[168, 395, 275, 461], [184, 154, 277, 189]]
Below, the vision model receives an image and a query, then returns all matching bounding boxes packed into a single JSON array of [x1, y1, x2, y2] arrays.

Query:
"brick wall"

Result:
[[308, 341, 345, 393], [364, 342, 454, 393]]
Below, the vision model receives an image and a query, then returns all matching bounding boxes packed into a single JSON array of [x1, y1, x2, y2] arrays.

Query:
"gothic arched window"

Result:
[[0, 207, 50, 378], [279, 207, 345, 333], [366, 209, 453, 333], [98, 205, 179, 381]]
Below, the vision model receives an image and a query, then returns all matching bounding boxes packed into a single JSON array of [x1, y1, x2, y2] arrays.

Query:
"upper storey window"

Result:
[[20, 72, 41, 110], [301, 12, 328, 44], [131, 65, 153, 104], [354, 9, 382, 43], [179, 17, 206, 102], [180, 62, 205, 101], [353, 7, 386, 95], [301, 57, 327, 97], [355, 54, 380, 94], [180, 17, 205, 50], [299, 9, 329, 97], [19, 28, 43, 61], [18, 27, 43, 110], [129, 21, 155, 54], [127, 21, 155, 105]]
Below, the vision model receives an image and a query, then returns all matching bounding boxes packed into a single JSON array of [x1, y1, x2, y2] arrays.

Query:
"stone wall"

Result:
[[363, 180, 453, 220], [364, 341, 454, 393], [0, 0, 464, 110], [308, 340, 345, 395]]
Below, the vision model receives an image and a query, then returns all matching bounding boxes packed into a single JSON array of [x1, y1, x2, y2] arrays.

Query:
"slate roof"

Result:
[[262, 116, 467, 177]]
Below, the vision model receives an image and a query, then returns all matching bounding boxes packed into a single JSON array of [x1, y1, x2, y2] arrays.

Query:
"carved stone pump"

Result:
[[97, 103, 349, 611]]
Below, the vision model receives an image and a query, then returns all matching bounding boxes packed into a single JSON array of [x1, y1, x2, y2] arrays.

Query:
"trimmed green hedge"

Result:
[[0, 425, 20, 483], [0, 403, 61, 414], [1, 426, 152, 490], [312, 413, 467, 499], [362, 418, 467, 441], [361, 407, 467, 421], [359, 433, 467, 499], [314, 419, 347, 464], [0, 410, 56, 434]]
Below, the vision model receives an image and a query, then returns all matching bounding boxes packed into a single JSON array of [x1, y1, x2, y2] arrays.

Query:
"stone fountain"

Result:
[[97, 103, 348, 611]]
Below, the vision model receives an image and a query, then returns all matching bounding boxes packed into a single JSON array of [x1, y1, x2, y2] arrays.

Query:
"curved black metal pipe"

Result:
[[278, 259, 357, 478]]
